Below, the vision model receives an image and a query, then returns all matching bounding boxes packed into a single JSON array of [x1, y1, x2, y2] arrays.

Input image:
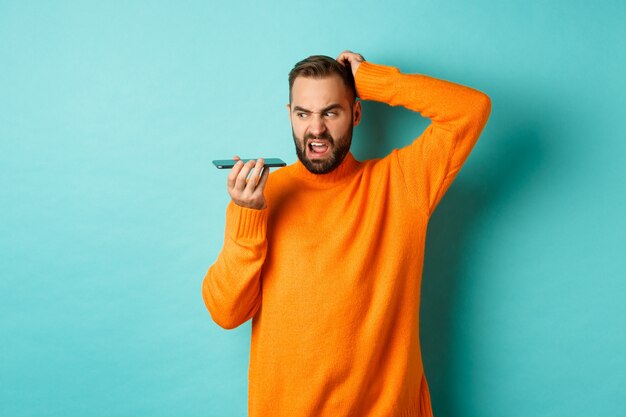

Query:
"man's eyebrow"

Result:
[[292, 104, 343, 113]]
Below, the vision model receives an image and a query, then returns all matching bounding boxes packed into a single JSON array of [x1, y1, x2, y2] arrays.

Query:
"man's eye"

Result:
[[297, 113, 308, 119], [325, 112, 337, 117]]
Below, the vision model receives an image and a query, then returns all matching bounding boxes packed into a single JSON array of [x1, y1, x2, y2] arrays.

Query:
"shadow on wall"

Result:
[[351, 100, 427, 161], [421, 124, 546, 416], [353, 98, 549, 416]]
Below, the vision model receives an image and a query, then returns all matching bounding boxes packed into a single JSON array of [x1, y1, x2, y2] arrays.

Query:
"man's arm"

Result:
[[201, 158, 270, 329], [340, 51, 492, 216], [202, 202, 267, 329]]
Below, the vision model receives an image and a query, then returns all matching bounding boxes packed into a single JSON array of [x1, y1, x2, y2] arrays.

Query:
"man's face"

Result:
[[288, 75, 361, 174]]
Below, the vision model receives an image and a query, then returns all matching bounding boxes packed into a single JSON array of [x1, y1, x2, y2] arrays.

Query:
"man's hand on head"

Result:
[[336, 50, 365, 78], [227, 156, 270, 210]]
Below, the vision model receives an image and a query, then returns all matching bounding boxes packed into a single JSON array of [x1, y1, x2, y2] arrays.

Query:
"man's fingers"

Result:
[[337, 50, 364, 64], [245, 159, 265, 192], [336, 50, 365, 79], [336, 50, 350, 65], [225, 157, 269, 210], [227, 160, 244, 189], [234, 160, 256, 190], [255, 166, 270, 193]]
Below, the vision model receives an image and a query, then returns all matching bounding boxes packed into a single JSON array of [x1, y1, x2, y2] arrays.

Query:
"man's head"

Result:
[[287, 55, 362, 174]]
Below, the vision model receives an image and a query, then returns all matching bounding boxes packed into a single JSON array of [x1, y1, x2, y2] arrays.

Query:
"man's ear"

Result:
[[286, 103, 291, 119], [353, 100, 362, 127]]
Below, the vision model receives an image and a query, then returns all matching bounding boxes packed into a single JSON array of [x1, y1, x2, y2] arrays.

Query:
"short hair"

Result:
[[288, 55, 357, 103]]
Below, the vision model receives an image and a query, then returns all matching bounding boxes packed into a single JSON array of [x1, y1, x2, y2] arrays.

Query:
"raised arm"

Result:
[[201, 158, 270, 329], [202, 202, 267, 329], [343, 52, 492, 216]]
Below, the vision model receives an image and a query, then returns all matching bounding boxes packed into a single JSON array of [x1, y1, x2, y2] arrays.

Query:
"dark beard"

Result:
[[292, 123, 353, 174]]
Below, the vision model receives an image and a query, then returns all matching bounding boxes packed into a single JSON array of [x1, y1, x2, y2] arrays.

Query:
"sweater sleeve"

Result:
[[201, 201, 268, 329], [355, 61, 492, 216]]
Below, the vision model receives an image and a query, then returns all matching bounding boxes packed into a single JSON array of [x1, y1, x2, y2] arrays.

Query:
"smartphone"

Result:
[[212, 158, 287, 169]]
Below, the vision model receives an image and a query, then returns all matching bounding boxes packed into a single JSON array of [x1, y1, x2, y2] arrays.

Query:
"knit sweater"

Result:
[[202, 61, 492, 417]]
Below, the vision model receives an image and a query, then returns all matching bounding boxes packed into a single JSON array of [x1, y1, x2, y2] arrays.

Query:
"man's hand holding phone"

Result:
[[227, 156, 270, 210]]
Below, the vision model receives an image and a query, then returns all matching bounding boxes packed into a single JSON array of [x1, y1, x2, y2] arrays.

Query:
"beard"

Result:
[[292, 123, 354, 174]]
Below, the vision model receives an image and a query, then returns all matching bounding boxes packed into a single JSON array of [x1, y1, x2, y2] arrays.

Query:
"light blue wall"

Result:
[[1, 1, 624, 416]]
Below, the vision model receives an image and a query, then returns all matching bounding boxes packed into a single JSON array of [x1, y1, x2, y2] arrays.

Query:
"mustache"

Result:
[[304, 132, 334, 145]]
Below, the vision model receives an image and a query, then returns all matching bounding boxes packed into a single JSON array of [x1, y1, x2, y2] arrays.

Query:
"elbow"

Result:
[[482, 92, 492, 117], [476, 92, 492, 118], [201, 280, 259, 330], [212, 303, 259, 330], [470, 92, 492, 129], [202, 288, 242, 330], [203, 295, 246, 330], [211, 312, 246, 330]]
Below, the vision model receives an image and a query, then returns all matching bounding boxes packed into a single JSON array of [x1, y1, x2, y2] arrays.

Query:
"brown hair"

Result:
[[288, 55, 357, 103]]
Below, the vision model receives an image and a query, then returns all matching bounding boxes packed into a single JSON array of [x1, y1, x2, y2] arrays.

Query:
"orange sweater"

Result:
[[202, 61, 491, 417]]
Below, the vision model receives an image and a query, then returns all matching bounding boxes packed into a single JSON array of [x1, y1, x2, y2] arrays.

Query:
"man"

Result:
[[202, 50, 491, 416]]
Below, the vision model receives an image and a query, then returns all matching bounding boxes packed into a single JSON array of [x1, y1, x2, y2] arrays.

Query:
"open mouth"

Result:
[[307, 140, 330, 158]]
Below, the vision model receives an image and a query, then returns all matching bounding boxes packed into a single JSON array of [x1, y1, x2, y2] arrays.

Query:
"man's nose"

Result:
[[309, 115, 327, 136]]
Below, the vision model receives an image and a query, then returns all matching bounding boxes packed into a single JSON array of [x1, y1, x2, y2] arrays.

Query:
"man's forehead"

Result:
[[291, 75, 351, 106]]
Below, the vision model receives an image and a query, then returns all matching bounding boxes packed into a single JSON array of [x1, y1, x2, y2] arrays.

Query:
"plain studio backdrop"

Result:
[[1, 1, 624, 416]]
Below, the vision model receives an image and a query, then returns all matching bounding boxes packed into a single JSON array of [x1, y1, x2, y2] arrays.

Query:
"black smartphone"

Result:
[[212, 158, 287, 169]]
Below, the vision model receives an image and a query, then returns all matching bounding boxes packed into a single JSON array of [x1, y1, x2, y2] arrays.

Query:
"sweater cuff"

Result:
[[355, 61, 401, 103], [225, 201, 268, 241]]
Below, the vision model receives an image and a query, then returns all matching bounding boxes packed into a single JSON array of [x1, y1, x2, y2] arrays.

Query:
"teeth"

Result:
[[311, 142, 325, 146]]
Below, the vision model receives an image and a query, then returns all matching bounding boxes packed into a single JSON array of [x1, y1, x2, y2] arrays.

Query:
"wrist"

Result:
[[226, 201, 268, 240], [232, 199, 266, 210]]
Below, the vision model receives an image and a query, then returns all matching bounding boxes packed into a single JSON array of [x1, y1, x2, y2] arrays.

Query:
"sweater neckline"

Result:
[[290, 152, 361, 185]]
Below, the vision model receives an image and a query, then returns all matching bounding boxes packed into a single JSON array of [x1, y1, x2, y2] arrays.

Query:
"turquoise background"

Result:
[[1, 1, 624, 416]]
